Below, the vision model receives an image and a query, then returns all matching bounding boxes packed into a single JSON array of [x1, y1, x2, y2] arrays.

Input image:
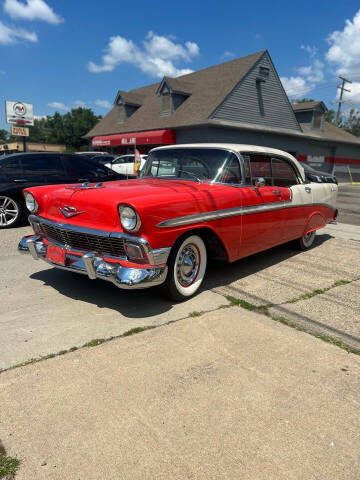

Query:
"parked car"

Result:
[[19, 144, 338, 301], [0, 152, 120, 228], [302, 163, 338, 184], [75, 152, 117, 165], [106, 154, 148, 176]]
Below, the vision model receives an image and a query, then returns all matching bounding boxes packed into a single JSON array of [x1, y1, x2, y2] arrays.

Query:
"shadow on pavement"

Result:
[[30, 233, 333, 317]]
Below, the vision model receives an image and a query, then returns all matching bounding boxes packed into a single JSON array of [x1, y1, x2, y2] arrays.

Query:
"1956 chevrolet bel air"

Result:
[[19, 144, 338, 301]]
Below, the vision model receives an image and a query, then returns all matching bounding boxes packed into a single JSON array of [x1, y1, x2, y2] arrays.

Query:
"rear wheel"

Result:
[[0, 196, 22, 228], [297, 231, 316, 250], [161, 234, 207, 302]]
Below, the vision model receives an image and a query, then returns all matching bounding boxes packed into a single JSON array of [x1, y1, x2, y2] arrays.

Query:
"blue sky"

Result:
[[1, 0, 360, 131]]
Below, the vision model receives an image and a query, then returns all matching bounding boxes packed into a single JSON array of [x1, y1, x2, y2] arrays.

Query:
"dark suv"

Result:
[[0, 152, 121, 228]]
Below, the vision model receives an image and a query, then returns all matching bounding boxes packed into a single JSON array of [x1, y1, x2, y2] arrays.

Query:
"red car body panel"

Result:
[[24, 176, 336, 264]]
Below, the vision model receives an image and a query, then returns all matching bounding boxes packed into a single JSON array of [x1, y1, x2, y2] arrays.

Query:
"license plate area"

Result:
[[46, 244, 66, 265]]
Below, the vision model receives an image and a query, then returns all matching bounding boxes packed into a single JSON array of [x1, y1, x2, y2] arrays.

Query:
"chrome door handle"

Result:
[[305, 186, 312, 193], [14, 179, 27, 182], [272, 189, 282, 196]]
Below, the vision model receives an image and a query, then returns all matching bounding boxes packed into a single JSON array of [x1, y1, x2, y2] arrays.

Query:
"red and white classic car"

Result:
[[19, 144, 338, 301]]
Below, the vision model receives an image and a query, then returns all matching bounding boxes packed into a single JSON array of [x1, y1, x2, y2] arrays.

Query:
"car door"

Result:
[[20, 154, 70, 187], [0, 156, 27, 196], [241, 154, 286, 251]]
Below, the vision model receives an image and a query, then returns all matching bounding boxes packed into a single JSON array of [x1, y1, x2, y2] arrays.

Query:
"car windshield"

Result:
[[139, 148, 240, 183]]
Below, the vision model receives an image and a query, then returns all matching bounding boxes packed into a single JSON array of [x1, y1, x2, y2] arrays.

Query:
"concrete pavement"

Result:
[[1, 306, 359, 480], [1, 222, 360, 370]]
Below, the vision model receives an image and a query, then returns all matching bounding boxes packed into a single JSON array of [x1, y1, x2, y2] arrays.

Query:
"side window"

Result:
[[21, 155, 66, 179], [272, 158, 298, 187], [218, 154, 242, 184], [242, 154, 251, 184], [2, 158, 23, 178], [64, 156, 108, 179], [249, 155, 272, 186]]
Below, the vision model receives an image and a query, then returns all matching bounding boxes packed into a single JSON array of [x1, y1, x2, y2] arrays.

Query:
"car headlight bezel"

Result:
[[118, 204, 141, 232], [24, 192, 39, 213]]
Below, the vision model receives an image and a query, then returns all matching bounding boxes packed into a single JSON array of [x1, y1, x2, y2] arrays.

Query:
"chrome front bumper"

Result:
[[18, 235, 168, 289]]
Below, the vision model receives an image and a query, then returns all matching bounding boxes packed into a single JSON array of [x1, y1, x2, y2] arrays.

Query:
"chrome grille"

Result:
[[40, 222, 126, 258]]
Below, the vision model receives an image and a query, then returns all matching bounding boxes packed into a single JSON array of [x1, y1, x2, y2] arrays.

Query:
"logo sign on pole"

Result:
[[5, 100, 34, 126], [11, 126, 29, 137]]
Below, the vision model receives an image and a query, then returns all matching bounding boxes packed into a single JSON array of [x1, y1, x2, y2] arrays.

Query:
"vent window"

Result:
[[259, 66, 270, 79], [117, 104, 126, 123], [313, 111, 322, 129], [160, 92, 172, 115]]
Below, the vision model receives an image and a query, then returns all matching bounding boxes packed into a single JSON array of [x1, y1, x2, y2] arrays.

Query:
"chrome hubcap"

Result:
[[0, 196, 19, 226], [303, 231, 315, 246], [176, 244, 200, 287]]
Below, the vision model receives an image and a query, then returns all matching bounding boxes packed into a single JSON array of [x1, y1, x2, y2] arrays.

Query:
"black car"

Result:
[[0, 152, 121, 228], [75, 152, 117, 166], [302, 163, 338, 184]]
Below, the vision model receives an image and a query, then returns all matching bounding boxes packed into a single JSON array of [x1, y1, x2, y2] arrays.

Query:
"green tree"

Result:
[[0, 129, 10, 142], [297, 98, 315, 103], [28, 108, 101, 150], [341, 109, 360, 137]]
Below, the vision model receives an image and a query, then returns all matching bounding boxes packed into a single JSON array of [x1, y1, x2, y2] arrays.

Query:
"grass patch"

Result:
[[225, 296, 272, 314], [288, 279, 352, 304], [189, 311, 201, 317], [271, 316, 360, 355], [0, 442, 20, 479], [83, 339, 106, 348], [123, 326, 152, 337]]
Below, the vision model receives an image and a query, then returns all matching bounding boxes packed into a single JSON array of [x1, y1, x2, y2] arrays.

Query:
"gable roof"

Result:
[[114, 90, 144, 106], [292, 101, 327, 112], [157, 76, 193, 95], [85, 50, 265, 138]]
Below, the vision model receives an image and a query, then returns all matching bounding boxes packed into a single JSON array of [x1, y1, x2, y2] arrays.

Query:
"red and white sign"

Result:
[[92, 129, 175, 148], [11, 126, 29, 137], [134, 148, 142, 174], [5, 100, 34, 126]]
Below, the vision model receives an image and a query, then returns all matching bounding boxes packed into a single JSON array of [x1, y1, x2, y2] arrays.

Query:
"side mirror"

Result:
[[254, 177, 266, 188]]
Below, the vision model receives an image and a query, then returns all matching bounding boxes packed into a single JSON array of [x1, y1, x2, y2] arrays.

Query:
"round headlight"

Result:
[[119, 205, 141, 232], [24, 192, 38, 213]]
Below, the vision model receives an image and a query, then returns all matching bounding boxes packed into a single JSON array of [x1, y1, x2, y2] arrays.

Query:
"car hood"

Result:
[[31, 178, 221, 231]]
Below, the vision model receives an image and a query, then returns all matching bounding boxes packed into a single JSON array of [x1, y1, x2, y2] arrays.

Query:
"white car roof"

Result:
[[152, 143, 305, 181]]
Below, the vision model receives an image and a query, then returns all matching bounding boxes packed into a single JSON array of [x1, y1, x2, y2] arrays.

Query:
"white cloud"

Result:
[[326, 9, 360, 77], [281, 45, 324, 97], [73, 100, 87, 107], [47, 101, 69, 111], [95, 99, 111, 109], [221, 51, 235, 59], [88, 31, 199, 78], [34, 114, 47, 119], [0, 20, 37, 44], [0, 69, 5, 74], [4, 0, 63, 24], [255, 33, 262, 39]]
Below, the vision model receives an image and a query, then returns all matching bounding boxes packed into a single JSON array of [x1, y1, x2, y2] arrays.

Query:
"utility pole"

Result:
[[336, 76, 352, 123]]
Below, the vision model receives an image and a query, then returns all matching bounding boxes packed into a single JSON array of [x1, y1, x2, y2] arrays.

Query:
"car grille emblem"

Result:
[[59, 205, 85, 218]]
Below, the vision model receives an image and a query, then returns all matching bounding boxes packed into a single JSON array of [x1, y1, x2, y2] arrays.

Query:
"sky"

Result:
[[1, 0, 360, 131]]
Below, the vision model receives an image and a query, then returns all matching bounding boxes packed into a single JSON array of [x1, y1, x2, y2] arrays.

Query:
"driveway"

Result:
[[1, 221, 360, 371]]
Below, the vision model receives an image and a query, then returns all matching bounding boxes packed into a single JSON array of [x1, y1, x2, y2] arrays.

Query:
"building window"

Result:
[[161, 93, 172, 115], [259, 66, 270, 79], [118, 104, 126, 123], [313, 111, 322, 129]]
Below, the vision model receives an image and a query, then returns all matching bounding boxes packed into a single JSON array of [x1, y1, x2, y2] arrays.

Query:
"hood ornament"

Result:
[[65, 182, 104, 190], [59, 205, 85, 218]]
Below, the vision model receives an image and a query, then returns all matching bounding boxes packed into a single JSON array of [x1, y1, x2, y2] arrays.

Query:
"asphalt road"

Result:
[[337, 184, 360, 226]]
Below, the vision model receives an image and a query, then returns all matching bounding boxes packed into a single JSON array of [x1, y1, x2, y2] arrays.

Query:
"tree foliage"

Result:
[[28, 108, 101, 151], [0, 129, 10, 142], [341, 109, 360, 137]]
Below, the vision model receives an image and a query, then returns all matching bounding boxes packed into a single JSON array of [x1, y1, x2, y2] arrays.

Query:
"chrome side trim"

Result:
[[157, 202, 336, 228]]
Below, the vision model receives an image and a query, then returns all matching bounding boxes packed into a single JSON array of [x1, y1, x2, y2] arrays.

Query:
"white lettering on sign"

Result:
[[11, 126, 29, 137], [307, 155, 325, 163], [93, 139, 110, 146], [121, 137, 136, 145]]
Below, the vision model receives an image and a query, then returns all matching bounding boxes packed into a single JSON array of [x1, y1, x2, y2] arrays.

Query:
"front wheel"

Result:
[[161, 234, 207, 302], [297, 231, 316, 250]]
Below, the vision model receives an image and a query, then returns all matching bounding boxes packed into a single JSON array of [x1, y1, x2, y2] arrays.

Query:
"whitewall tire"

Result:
[[298, 231, 316, 250], [162, 234, 207, 301]]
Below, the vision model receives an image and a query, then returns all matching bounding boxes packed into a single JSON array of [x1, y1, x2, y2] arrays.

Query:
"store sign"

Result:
[[121, 137, 136, 145], [5, 100, 34, 126], [11, 126, 29, 137], [92, 139, 110, 146]]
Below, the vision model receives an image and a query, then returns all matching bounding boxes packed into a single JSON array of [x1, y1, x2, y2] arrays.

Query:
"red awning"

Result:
[[92, 129, 175, 148]]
